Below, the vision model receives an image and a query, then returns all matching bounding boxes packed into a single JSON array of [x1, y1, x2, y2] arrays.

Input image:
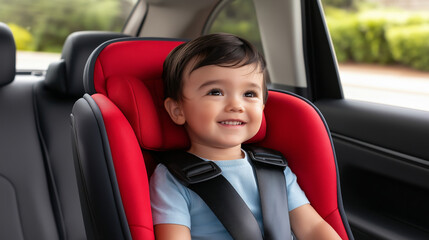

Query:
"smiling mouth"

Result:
[[219, 121, 245, 126]]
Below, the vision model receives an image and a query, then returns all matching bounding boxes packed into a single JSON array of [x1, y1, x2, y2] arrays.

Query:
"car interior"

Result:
[[1, 0, 428, 239]]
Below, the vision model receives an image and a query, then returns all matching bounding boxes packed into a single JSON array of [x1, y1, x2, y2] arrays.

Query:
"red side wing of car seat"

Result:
[[92, 93, 154, 239], [258, 91, 348, 239]]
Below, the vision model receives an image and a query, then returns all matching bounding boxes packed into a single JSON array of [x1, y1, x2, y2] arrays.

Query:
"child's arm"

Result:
[[153, 205, 340, 240], [154, 224, 191, 240], [290, 203, 342, 240]]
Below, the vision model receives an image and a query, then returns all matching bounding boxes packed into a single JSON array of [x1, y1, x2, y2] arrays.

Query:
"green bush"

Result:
[[209, 0, 263, 53], [8, 23, 33, 50], [386, 25, 429, 71], [327, 15, 360, 62], [325, 7, 359, 62], [0, 0, 134, 52], [353, 12, 393, 63], [322, 0, 353, 9], [325, 7, 429, 71]]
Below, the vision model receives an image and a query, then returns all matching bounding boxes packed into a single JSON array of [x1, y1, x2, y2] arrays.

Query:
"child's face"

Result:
[[168, 63, 265, 158]]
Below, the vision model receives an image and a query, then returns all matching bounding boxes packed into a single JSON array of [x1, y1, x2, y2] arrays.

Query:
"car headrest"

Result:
[[44, 31, 129, 97], [0, 22, 16, 87], [84, 38, 266, 150]]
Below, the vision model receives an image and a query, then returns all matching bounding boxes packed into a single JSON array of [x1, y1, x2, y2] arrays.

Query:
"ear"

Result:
[[164, 97, 186, 125]]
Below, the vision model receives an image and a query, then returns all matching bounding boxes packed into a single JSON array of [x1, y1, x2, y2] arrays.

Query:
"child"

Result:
[[150, 33, 341, 240]]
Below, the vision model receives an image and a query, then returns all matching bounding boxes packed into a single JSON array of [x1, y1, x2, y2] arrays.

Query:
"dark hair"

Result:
[[163, 33, 268, 103]]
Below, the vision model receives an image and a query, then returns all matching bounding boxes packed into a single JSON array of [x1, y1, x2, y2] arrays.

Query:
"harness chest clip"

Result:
[[181, 161, 222, 185], [246, 146, 288, 169]]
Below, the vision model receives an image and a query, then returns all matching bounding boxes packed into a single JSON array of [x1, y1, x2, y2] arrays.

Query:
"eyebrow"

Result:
[[198, 80, 262, 90], [198, 80, 223, 90], [247, 82, 262, 90]]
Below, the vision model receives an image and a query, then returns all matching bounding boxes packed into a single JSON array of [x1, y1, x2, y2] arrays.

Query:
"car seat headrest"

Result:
[[44, 31, 129, 97], [84, 38, 266, 150], [0, 22, 16, 87]]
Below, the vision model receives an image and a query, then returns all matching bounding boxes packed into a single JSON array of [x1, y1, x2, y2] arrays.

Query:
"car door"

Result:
[[302, 1, 429, 239]]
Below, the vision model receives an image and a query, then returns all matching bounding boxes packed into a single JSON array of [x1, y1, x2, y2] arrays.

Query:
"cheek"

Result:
[[250, 105, 265, 125], [184, 101, 217, 122]]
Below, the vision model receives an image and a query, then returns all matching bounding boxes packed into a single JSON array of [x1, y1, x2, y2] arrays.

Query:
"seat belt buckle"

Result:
[[182, 161, 222, 185], [247, 147, 288, 169]]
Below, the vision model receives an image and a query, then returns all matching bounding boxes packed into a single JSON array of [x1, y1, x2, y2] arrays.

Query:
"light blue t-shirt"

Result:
[[150, 150, 309, 240]]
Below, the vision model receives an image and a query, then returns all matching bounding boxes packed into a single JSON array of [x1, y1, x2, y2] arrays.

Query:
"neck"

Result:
[[187, 144, 243, 161]]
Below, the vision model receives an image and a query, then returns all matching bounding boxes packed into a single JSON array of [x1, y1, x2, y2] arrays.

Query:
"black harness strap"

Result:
[[156, 146, 291, 240], [156, 150, 263, 240], [245, 146, 291, 240]]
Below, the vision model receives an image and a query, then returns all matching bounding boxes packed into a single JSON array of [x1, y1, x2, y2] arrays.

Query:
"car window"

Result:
[[0, 0, 138, 72], [321, 0, 429, 112], [206, 0, 272, 83], [206, 0, 264, 58]]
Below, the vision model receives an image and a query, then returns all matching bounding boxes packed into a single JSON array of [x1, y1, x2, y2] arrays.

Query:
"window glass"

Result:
[[0, 0, 138, 71], [207, 0, 270, 83], [322, 0, 429, 111], [207, 0, 264, 56]]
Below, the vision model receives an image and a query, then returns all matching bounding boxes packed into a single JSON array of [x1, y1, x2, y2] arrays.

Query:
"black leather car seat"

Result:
[[0, 23, 129, 239]]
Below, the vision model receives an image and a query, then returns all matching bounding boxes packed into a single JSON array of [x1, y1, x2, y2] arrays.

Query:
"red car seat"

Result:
[[71, 38, 353, 240]]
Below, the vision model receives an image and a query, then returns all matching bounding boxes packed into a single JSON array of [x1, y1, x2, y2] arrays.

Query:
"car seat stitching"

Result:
[[324, 207, 339, 220], [129, 224, 154, 231], [0, 173, 26, 239], [122, 76, 143, 144], [32, 84, 67, 239]]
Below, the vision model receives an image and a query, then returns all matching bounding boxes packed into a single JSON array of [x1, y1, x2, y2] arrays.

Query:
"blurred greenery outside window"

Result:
[[208, 0, 265, 61], [0, 0, 137, 70], [322, 0, 429, 111], [208, 0, 273, 83], [322, 0, 429, 70]]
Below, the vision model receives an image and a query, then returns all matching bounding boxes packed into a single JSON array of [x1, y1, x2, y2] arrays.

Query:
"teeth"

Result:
[[221, 121, 243, 125]]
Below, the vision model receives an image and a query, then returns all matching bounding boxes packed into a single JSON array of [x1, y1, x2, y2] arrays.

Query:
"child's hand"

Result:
[[290, 204, 342, 240]]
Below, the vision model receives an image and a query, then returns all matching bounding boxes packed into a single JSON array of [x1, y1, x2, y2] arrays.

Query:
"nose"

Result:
[[225, 96, 244, 113]]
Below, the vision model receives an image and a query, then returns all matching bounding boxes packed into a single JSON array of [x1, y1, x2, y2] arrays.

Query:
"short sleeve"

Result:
[[149, 164, 192, 228], [284, 166, 310, 211]]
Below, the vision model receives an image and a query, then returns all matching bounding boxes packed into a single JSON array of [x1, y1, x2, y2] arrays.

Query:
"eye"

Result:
[[207, 88, 223, 96], [244, 91, 257, 98]]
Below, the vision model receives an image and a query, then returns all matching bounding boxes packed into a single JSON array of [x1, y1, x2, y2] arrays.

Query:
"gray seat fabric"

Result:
[[34, 31, 130, 240], [0, 22, 60, 240], [0, 22, 15, 87], [0, 23, 129, 240]]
